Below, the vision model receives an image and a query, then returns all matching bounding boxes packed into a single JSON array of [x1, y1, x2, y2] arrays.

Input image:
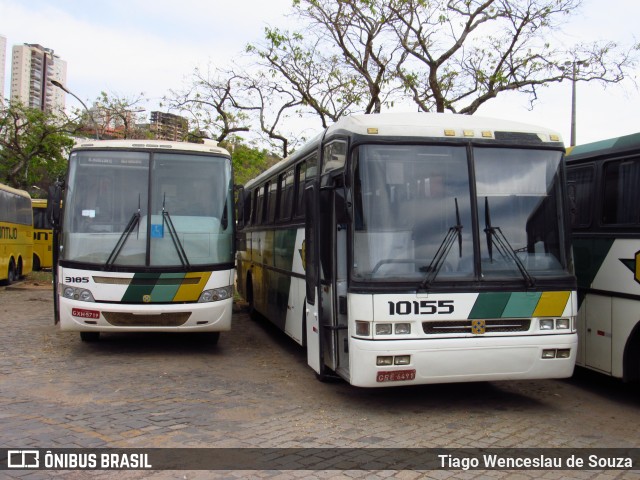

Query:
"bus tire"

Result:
[[246, 276, 258, 320], [33, 254, 41, 271], [623, 324, 640, 383], [206, 332, 220, 345], [80, 331, 100, 342], [6, 260, 16, 285], [17, 258, 23, 279]]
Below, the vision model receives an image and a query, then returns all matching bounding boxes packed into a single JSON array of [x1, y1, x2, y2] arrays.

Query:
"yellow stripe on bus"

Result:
[[172, 271, 212, 302], [532, 291, 571, 317]]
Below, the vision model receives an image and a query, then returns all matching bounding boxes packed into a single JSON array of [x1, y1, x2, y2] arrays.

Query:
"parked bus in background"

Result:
[[236, 113, 578, 387], [0, 183, 33, 284], [32, 198, 53, 270], [49, 139, 235, 343], [566, 133, 640, 382]]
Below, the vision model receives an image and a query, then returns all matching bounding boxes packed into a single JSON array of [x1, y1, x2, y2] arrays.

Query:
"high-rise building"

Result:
[[10, 43, 67, 112], [0, 35, 6, 102], [150, 111, 189, 141]]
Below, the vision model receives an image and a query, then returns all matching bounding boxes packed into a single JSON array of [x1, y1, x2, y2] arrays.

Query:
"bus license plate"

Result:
[[376, 369, 416, 383], [72, 308, 100, 320]]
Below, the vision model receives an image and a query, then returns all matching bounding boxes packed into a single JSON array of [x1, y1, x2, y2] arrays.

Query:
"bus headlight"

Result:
[[375, 323, 392, 335], [395, 323, 411, 335], [539, 319, 554, 330], [555, 318, 570, 330], [61, 285, 95, 302], [198, 286, 233, 303]]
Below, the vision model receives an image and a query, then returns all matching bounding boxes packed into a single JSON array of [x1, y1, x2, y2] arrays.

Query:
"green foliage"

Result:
[[221, 138, 280, 186], [0, 102, 74, 193]]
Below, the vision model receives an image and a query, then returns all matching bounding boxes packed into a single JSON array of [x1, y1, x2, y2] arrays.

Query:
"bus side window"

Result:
[[566, 165, 595, 229], [602, 158, 640, 225], [294, 161, 307, 219]]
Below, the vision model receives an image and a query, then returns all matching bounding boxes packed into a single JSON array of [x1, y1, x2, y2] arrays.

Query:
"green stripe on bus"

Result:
[[150, 273, 185, 302], [502, 291, 542, 318], [469, 292, 511, 318], [122, 273, 161, 303]]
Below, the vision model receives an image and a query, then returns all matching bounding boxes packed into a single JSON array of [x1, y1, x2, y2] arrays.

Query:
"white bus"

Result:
[[566, 133, 640, 382], [236, 113, 578, 387], [50, 140, 235, 343]]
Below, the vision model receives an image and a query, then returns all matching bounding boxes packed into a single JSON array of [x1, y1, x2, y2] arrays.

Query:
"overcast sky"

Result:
[[1, 0, 639, 147]]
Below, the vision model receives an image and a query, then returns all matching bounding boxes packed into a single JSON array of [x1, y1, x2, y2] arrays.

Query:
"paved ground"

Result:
[[0, 285, 639, 479]]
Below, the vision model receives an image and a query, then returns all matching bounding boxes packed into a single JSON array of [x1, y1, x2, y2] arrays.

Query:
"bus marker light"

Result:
[[356, 321, 370, 336], [394, 355, 411, 365], [556, 349, 571, 359], [542, 349, 556, 359], [376, 356, 393, 366]]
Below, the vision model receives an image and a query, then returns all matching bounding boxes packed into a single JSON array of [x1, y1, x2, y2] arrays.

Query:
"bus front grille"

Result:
[[422, 319, 531, 334], [102, 312, 190, 327]]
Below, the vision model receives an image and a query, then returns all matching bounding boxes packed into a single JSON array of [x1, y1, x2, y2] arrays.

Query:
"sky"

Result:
[[1, 0, 639, 147]]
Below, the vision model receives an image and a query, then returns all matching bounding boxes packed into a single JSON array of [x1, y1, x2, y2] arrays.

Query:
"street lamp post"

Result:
[[565, 60, 589, 147], [50, 80, 100, 140]]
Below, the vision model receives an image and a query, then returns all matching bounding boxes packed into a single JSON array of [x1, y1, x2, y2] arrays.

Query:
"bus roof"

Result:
[[71, 139, 230, 157], [0, 182, 31, 199], [326, 112, 562, 142], [566, 132, 640, 162], [245, 112, 563, 188]]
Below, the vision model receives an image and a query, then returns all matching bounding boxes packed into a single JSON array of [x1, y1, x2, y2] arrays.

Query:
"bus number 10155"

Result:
[[388, 300, 455, 316]]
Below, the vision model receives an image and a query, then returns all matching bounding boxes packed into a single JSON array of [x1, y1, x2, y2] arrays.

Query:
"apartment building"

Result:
[[150, 111, 189, 141], [0, 35, 6, 101], [10, 43, 67, 112]]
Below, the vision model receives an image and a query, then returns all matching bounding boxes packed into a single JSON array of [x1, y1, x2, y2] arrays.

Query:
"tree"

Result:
[[250, 0, 638, 117], [391, 0, 639, 113], [164, 67, 251, 143], [166, 65, 309, 157], [89, 91, 149, 139], [0, 101, 74, 192]]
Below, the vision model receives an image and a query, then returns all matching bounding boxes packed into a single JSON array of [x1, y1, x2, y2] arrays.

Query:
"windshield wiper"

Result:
[[483, 196, 535, 287], [420, 198, 463, 290], [105, 195, 141, 269], [162, 194, 190, 268]]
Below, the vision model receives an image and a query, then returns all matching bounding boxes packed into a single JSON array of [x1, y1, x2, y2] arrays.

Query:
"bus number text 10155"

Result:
[[388, 300, 454, 316]]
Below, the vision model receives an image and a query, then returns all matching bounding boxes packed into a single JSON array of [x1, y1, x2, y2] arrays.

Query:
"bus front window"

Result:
[[62, 152, 149, 266], [352, 145, 474, 282], [474, 148, 567, 279], [149, 154, 233, 267]]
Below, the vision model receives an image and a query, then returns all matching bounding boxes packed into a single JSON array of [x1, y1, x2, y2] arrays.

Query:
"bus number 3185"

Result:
[[388, 300, 455, 316]]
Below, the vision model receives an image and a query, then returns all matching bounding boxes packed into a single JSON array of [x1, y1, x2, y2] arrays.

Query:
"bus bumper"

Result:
[[58, 297, 232, 333], [348, 333, 578, 388]]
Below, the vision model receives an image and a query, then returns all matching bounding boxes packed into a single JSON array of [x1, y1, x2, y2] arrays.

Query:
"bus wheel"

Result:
[[6, 260, 16, 285], [246, 277, 258, 320], [80, 332, 100, 342], [33, 254, 41, 271], [205, 332, 220, 345], [17, 258, 23, 279]]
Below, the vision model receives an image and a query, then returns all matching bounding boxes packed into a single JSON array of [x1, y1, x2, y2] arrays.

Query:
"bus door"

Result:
[[314, 184, 350, 380]]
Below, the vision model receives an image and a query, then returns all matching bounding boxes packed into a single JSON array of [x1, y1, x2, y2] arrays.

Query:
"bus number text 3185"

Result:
[[388, 300, 455, 316]]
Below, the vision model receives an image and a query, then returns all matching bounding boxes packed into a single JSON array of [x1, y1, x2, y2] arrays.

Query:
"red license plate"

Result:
[[376, 369, 416, 383], [72, 308, 100, 319]]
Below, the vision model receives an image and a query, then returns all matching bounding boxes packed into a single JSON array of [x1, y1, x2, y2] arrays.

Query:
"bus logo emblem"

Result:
[[620, 250, 640, 285], [143, 295, 151, 303], [471, 319, 486, 335]]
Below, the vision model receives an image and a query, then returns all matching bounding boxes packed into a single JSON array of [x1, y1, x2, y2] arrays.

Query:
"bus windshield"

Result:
[[61, 150, 233, 268], [352, 144, 568, 283]]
